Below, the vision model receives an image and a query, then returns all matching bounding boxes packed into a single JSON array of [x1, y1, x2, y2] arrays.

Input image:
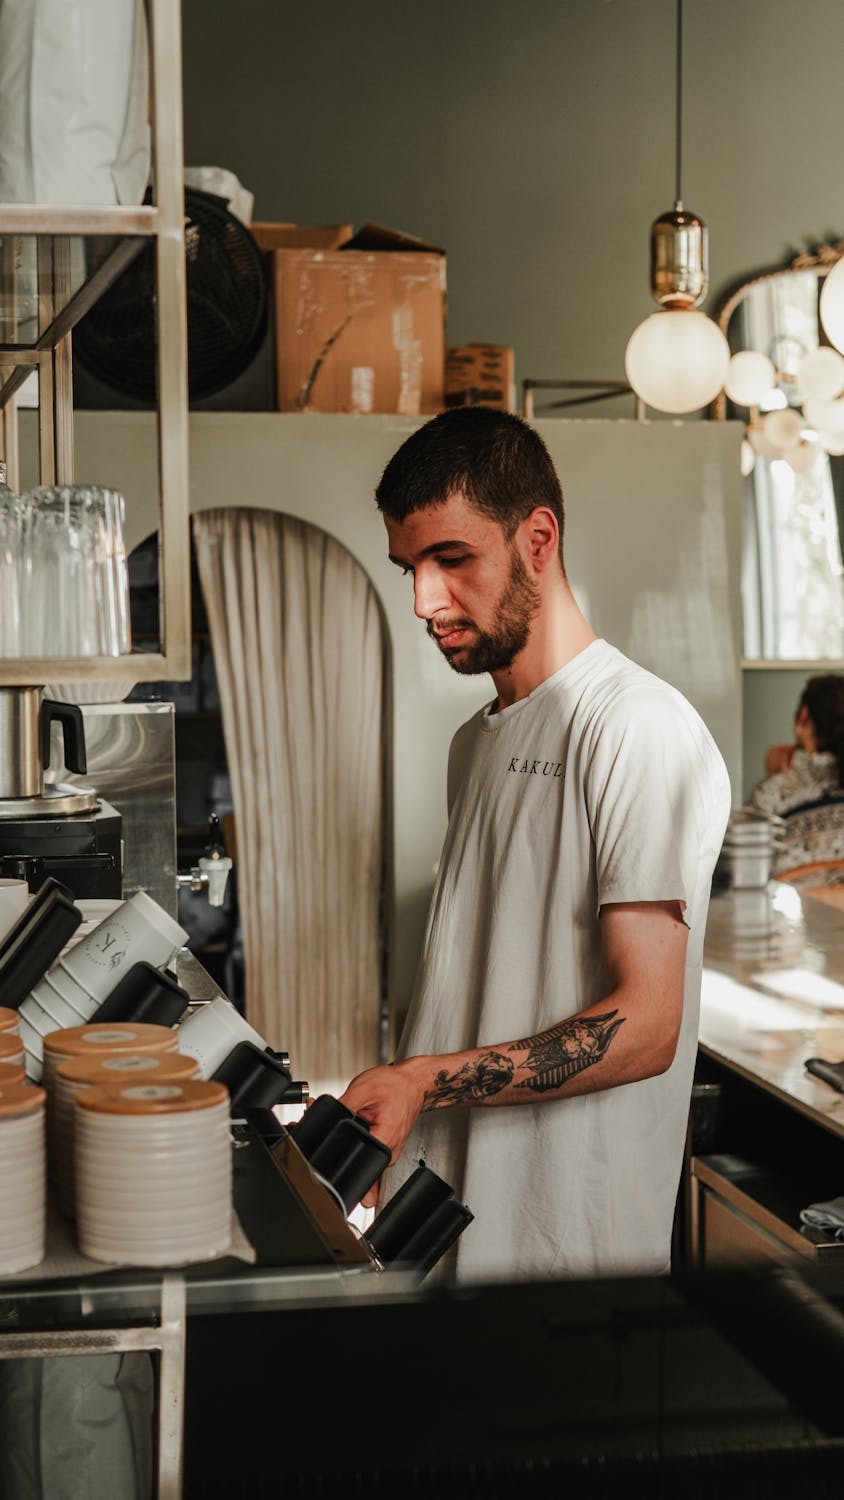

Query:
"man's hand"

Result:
[[338, 1059, 428, 1206], [765, 742, 796, 775]]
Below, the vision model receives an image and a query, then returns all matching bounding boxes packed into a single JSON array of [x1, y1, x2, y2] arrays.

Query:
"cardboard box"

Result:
[[273, 223, 446, 415], [445, 343, 516, 412], [249, 222, 353, 252]]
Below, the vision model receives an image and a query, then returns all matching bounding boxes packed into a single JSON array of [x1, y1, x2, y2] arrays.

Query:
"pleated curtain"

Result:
[[192, 507, 389, 1091]]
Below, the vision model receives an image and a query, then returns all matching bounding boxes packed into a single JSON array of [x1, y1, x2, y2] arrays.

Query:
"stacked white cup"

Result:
[[19, 891, 188, 1080], [0, 879, 28, 941]]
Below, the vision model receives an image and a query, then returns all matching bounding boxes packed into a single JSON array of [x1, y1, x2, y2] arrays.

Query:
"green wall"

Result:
[[181, 0, 844, 410]]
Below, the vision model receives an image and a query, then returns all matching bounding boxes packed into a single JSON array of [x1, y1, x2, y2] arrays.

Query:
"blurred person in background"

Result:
[[751, 674, 844, 878]]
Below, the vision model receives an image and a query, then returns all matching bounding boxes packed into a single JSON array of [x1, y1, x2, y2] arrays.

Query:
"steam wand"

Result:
[[177, 814, 233, 908]]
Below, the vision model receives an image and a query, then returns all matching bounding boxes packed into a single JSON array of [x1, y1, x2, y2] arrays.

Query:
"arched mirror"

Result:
[[714, 243, 844, 663]]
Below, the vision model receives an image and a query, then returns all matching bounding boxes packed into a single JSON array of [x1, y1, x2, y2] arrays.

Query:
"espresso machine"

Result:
[[0, 687, 122, 897]]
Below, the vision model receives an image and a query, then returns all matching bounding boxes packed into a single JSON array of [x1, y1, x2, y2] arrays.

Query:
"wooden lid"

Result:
[[0, 1060, 25, 1086], [0, 1006, 19, 1033], [0, 1034, 23, 1061], [0, 1082, 45, 1118], [76, 1079, 228, 1116], [57, 1051, 199, 1087], [43, 1023, 178, 1059]]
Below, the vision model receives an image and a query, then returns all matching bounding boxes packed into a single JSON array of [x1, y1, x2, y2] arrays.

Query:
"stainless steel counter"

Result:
[[701, 884, 844, 1141]]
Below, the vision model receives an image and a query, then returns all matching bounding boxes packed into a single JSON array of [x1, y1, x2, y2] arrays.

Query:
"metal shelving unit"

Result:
[[0, 0, 191, 686]]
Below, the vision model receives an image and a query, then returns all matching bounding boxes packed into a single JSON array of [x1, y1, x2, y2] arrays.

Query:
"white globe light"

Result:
[[797, 346, 844, 400], [820, 258, 844, 355], [725, 351, 777, 407], [740, 438, 756, 477], [624, 310, 731, 414], [805, 396, 844, 435], [762, 407, 802, 450], [748, 427, 780, 462], [785, 441, 820, 474]]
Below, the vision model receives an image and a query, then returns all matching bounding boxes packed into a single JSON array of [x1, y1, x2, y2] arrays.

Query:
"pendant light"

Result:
[[820, 258, 844, 356], [624, 0, 730, 414]]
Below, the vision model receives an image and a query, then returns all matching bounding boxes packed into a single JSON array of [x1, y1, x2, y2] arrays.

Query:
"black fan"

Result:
[[73, 187, 268, 403]]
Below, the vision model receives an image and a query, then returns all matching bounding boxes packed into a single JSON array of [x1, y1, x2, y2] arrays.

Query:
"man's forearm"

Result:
[[406, 1004, 629, 1114]]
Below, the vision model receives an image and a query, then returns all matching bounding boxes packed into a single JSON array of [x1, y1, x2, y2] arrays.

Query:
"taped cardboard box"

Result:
[[250, 222, 352, 251], [445, 343, 516, 412], [274, 223, 446, 415]]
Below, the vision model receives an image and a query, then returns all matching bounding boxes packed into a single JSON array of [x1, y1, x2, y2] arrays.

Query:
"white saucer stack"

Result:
[[75, 1080, 232, 1266], [0, 1082, 46, 1274], [53, 1050, 200, 1217]]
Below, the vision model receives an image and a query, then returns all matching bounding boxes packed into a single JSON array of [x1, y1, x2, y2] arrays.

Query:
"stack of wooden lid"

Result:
[[53, 1050, 199, 1217]]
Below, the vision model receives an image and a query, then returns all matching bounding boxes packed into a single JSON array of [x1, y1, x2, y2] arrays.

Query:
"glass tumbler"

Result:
[[0, 486, 21, 656], [16, 485, 131, 658]]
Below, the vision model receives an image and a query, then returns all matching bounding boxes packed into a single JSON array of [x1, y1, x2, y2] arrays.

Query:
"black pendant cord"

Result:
[[675, 0, 683, 209]]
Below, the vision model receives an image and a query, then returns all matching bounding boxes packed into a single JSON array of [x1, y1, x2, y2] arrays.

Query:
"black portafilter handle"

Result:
[[211, 1040, 308, 1112], [90, 961, 190, 1028], [287, 1094, 391, 1215], [365, 1160, 474, 1277]]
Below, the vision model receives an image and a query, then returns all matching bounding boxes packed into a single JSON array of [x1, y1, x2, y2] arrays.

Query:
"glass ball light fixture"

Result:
[[725, 282, 844, 476], [624, 0, 730, 414], [820, 257, 844, 356]]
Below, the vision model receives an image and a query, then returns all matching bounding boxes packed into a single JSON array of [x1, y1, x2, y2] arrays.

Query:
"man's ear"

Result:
[[521, 506, 560, 570]]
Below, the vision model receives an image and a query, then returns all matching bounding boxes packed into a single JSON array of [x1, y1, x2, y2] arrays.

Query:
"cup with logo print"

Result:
[[60, 891, 188, 1004], [175, 996, 268, 1078]]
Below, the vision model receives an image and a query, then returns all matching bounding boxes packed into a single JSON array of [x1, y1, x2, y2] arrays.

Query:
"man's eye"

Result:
[[439, 556, 467, 568]]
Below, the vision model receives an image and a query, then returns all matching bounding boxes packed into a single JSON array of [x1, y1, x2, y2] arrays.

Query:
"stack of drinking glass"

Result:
[[721, 807, 785, 889], [0, 483, 131, 657]]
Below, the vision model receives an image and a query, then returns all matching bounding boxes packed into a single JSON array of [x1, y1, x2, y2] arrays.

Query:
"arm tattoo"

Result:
[[509, 1010, 625, 1094], [422, 1051, 514, 1110], [419, 1012, 625, 1110]]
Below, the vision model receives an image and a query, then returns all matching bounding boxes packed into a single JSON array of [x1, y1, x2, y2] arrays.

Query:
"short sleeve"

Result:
[[584, 687, 714, 918]]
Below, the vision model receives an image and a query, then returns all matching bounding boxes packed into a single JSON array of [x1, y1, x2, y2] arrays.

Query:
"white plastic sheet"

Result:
[[0, 0, 149, 204]]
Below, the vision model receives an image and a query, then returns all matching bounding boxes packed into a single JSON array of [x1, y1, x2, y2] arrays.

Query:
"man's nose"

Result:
[[413, 567, 452, 621]]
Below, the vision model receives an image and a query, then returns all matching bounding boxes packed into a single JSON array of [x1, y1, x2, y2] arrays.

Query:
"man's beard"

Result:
[[427, 548, 540, 675]]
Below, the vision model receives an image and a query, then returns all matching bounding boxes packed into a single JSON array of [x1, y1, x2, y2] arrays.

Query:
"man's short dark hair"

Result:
[[375, 408, 565, 562]]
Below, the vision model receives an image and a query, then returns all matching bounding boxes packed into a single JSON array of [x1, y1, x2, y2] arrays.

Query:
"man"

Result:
[[340, 407, 731, 1282]]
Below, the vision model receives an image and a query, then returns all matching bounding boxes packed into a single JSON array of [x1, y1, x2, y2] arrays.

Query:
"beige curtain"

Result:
[[192, 508, 389, 1090]]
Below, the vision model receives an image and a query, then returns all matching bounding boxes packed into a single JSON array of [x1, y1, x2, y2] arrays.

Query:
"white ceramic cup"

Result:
[[26, 977, 89, 1029], [176, 997, 267, 1078], [0, 879, 28, 943], [60, 891, 188, 1002], [40, 963, 98, 1017]]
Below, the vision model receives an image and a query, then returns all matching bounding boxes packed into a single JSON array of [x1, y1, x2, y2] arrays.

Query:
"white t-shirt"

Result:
[[383, 639, 731, 1283]]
